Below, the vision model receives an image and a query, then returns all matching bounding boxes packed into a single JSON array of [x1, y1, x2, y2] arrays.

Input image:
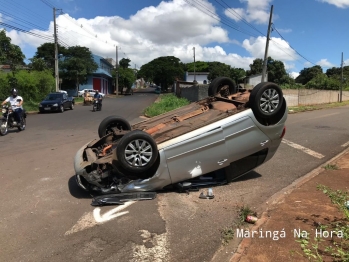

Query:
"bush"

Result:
[[0, 70, 55, 103]]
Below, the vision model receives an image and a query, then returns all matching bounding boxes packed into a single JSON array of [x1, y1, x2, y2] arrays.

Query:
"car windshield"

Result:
[[45, 94, 62, 100]]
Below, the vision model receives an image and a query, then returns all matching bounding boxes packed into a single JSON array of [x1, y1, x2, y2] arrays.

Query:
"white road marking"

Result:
[[281, 139, 325, 159], [64, 201, 135, 235], [93, 201, 135, 222], [341, 141, 349, 147]]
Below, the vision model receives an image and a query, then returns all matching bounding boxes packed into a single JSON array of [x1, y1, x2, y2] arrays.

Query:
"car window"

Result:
[[45, 94, 62, 100]]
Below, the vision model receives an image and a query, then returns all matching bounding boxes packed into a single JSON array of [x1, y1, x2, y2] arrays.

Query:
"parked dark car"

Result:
[[39, 92, 75, 113]]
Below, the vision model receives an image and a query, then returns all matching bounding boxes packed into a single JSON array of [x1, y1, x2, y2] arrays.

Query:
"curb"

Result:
[[229, 146, 349, 262]]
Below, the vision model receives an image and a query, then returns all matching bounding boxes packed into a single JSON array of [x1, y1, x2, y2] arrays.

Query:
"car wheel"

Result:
[[116, 130, 158, 174], [39, 109, 44, 114], [60, 105, 64, 113], [98, 116, 131, 138], [18, 118, 26, 131], [208, 77, 237, 97], [70, 102, 74, 110], [249, 82, 284, 119]]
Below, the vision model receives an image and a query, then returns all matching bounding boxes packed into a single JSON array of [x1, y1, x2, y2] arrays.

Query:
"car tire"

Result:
[[116, 130, 158, 174], [60, 105, 64, 113], [98, 115, 132, 138], [18, 118, 26, 131], [70, 102, 74, 110], [208, 77, 237, 97], [249, 82, 284, 119]]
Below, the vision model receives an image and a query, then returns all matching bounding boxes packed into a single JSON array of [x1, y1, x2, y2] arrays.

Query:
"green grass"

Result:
[[323, 164, 339, 170], [74, 97, 84, 103], [288, 100, 349, 113], [23, 100, 40, 112], [144, 94, 190, 117]]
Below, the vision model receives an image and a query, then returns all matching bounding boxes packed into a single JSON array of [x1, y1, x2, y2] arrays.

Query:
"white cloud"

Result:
[[289, 72, 299, 79], [316, 58, 336, 68], [224, 0, 274, 24], [318, 0, 349, 8], [344, 58, 349, 66], [242, 36, 298, 61]]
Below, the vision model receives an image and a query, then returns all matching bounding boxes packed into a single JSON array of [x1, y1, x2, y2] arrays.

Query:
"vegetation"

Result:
[[138, 56, 184, 91], [144, 94, 190, 117], [59, 46, 98, 94], [296, 185, 349, 261]]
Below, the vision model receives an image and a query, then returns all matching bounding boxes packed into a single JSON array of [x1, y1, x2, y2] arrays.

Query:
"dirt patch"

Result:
[[232, 151, 349, 262]]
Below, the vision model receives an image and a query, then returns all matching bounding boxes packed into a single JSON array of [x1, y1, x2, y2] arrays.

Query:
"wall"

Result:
[[180, 84, 209, 102], [283, 89, 349, 106]]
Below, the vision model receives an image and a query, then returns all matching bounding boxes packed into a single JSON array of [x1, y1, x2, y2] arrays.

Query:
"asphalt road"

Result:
[[1, 92, 349, 262]]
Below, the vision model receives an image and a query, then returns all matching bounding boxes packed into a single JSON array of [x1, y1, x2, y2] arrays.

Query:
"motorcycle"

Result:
[[0, 104, 27, 136], [92, 98, 102, 112]]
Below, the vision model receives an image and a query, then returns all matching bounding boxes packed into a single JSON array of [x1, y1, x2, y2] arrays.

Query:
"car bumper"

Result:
[[74, 141, 172, 193], [39, 106, 60, 112]]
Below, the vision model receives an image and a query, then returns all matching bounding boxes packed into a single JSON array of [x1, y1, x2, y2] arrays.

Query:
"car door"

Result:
[[62, 94, 68, 108], [163, 126, 230, 184], [222, 116, 270, 164]]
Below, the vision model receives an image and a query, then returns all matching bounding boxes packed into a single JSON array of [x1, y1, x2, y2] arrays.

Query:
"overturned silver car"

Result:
[[74, 77, 287, 194]]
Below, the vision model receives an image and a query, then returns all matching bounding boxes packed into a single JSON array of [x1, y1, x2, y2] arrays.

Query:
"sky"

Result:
[[0, 0, 348, 79]]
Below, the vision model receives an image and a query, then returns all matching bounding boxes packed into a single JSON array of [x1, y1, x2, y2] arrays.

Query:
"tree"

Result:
[[207, 62, 231, 81], [28, 57, 48, 71], [118, 67, 136, 90], [185, 61, 209, 72], [33, 42, 67, 72], [230, 67, 246, 84], [266, 58, 287, 83], [0, 30, 25, 73], [119, 58, 131, 69], [138, 56, 184, 91], [59, 46, 98, 94], [295, 65, 323, 85], [246, 58, 263, 76]]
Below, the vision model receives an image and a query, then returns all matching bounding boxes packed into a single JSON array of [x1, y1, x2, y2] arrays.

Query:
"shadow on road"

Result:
[[68, 175, 92, 199], [232, 170, 262, 182]]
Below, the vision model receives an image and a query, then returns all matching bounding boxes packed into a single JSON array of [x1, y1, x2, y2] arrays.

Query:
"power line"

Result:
[[214, 0, 265, 36], [272, 25, 316, 66], [184, 0, 259, 37], [0, 22, 53, 42]]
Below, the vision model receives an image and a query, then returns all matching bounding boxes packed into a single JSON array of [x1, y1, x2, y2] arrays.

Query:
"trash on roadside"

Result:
[[199, 188, 214, 199], [245, 215, 258, 224], [345, 200, 349, 209]]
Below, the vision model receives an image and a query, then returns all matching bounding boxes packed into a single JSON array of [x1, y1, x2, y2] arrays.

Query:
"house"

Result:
[[185, 72, 210, 84], [78, 54, 114, 95], [245, 73, 268, 87]]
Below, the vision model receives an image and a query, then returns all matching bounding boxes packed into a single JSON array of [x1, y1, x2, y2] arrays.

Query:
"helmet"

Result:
[[11, 88, 17, 97]]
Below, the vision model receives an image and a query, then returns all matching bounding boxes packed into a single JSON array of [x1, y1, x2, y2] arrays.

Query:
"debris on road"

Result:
[[91, 192, 157, 206], [245, 215, 258, 224]]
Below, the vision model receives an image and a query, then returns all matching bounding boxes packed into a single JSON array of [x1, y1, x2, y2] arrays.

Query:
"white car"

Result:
[[74, 78, 287, 195], [78, 89, 105, 97]]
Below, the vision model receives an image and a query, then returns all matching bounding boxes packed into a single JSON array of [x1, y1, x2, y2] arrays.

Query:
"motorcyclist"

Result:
[[1, 88, 23, 124], [93, 90, 102, 109]]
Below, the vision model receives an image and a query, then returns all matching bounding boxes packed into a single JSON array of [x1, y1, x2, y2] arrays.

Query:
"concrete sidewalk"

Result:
[[230, 147, 349, 262]]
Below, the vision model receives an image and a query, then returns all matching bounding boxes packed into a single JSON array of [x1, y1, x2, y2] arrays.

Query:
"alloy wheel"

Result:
[[124, 139, 153, 167]]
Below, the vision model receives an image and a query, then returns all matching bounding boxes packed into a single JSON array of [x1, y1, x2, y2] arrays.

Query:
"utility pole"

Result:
[[262, 5, 273, 83], [340, 52, 344, 102], [53, 7, 59, 92], [193, 47, 197, 83], [115, 45, 118, 96]]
